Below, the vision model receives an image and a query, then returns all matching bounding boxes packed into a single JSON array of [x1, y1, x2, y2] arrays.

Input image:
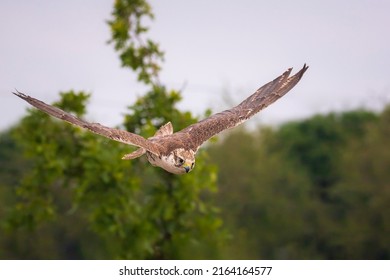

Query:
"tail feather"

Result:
[[122, 148, 146, 160]]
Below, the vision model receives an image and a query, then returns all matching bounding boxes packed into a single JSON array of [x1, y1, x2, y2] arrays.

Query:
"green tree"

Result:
[[4, 0, 224, 259], [271, 111, 378, 201], [208, 109, 386, 259], [209, 128, 323, 259], [329, 106, 390, 259]]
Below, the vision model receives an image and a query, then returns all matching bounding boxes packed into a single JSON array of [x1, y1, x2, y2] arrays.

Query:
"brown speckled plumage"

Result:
[[13, 64, 308, 174]]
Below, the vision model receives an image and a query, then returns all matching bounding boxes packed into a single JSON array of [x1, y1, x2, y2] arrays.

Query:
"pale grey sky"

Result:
[[1, 0, 389, 131]]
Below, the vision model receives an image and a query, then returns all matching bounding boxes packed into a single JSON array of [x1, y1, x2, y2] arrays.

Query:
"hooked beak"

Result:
[[182, 161, 194, 174], [183, 162, 193, 173], [184, 166, 190, 173]]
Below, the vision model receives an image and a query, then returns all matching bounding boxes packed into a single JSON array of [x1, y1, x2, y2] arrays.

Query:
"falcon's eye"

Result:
[[178, 157, 185, 165]]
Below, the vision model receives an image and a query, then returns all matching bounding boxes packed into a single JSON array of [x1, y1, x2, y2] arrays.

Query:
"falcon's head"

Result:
[[159, 148, 195, 174]]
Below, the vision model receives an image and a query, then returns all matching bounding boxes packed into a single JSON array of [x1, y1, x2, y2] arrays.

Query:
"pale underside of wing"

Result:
[[179, 64, 309, 150], [13, 91, 161, 156]]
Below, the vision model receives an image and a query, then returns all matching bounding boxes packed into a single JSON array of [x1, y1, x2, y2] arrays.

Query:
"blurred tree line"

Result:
[[208, 108, 390, 259], [0, 0, 389, 259]]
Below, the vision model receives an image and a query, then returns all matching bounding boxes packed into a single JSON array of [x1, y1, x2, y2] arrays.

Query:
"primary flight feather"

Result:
[[14, 64, 308, 174]]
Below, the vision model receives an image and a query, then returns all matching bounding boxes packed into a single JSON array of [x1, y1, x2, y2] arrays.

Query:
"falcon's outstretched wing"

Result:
[[13, 91, 161, 156], [180, 64, 309, 150]]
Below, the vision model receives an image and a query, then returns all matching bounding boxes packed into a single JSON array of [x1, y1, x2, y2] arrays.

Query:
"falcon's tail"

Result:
[[122, 148, 146, 160]]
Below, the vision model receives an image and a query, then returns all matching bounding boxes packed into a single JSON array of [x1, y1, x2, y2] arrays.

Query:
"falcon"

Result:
[[14, 64, 308, 174]]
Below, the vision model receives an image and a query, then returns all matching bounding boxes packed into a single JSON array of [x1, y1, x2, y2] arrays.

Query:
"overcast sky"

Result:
[[1, 0, 389, 131]]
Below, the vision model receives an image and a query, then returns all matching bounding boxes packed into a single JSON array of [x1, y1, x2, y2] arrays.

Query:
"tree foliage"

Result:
[[329, 107, 390, 259], [1, 0, 224, 259], [208, 109, 389, 259], [108, 0, 163, 85]]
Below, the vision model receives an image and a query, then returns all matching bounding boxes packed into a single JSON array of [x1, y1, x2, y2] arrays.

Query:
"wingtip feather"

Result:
[[294, 63, 309, 79], [12, 89, 28, 99]]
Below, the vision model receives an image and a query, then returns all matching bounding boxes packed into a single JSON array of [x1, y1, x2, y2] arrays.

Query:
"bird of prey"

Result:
[[14, 64, 308, 174]]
